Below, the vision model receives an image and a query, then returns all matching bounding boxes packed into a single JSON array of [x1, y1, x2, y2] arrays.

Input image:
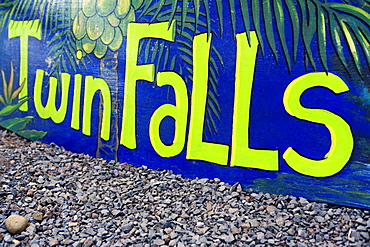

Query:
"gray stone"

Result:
[[0, 131, 369, 247], [314, 216, 325, 223]]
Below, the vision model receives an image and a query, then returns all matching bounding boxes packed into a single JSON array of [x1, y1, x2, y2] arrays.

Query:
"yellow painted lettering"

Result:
[[121, 21, 176, 149], [283, 72, 354, 177], [71, 74, 82, 130], [83, 76, 112, 141], [186, 33, 229, 166], [149, 71, 188, 157], [231, 32, 279, 171], [8, 20, 42, 111], [34, 70, 70, 124]]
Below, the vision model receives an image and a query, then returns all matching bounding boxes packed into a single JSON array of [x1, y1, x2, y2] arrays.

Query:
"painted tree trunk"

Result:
[[97, 50, 120, 161]]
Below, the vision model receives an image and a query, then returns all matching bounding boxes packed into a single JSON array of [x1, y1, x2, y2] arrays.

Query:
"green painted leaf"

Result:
[[1, 69, 8, 103], [329, 3, 370, 27], [298, 0, 316, 71], [178, 46, 192, 57], [212, 46, 224, 66], [0, 116, 33, 132], [207, 100, 221, 121], [0, 97, 30, 117], [317, 6, 328, 73], [193, 0, 200, 33], [144, 38, 152, 63], [168, 0, 179, 29], [156, 41, 165, 74], [138, 0, 154, 19], [177, 39, 192, 53], [208, 90, 221, 112], [329, 13, 349, 74], [8, 61, 14, 100], [355, 26, 370, 67], [209, 76, 218, 95], [263, 0, 278, 63], [202, 0, 211, 40], [150, 0, 166, 23], [65, 47, 77, 72], [164, 45, 170, 69], [17, 130, 47, 141], [339, 18, 363, 77], [209, 66, 218, 86], [239, 0, 251, 44], [251, 0, 265, 57], [180, 55, 192, 66], [215, 0, 223, 35], [151, 41, 159, 63], [210, 57, 220, 76], [205, 108, 218, 134], [170, 55, 177, 71], [284, 0, 299, 64], [228, 0, 236, 37], [181, 0, 189, 35], [274, 0, 291, 72]]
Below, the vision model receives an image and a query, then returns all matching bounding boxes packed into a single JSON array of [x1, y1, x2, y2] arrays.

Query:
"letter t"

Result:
[[8, 20, 42, 111]]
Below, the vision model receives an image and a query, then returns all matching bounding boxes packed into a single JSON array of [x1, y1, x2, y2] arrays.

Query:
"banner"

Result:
[[0, 0, 370, 208]]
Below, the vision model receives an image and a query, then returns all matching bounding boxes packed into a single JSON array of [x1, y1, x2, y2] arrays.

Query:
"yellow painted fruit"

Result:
[[107, 12, 121, 27], [86, 14, 105, 41], [101, 22, 115, 45], [94, 39, 108, 58], [82, 0, 97, 17], [118, 7, 135, 37], [115, 0, 131, 19], [109, 27, 123, 51], [97, 0, 117, 17], [76, 50, 83, 60], [82, 35, 96, 54], [72, 10, 87, 40]]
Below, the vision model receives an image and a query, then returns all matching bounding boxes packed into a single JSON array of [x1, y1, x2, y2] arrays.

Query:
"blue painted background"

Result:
[[0, 0, 370, 209]]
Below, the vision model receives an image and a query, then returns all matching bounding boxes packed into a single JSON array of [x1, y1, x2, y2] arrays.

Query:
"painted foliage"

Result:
[[1, 0, 370, 208]]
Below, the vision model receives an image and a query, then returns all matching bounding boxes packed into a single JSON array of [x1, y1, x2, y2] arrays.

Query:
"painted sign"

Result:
[[0, 0, 370, 208]]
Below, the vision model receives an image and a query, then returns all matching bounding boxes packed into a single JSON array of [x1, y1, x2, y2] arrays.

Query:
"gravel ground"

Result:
[[0, 129, 370, 247]]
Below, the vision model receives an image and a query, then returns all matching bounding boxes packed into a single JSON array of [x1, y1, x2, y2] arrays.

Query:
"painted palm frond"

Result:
[[222, 0, 370, 76], [138, 0, 219, 37], [3, 0, 370, 139], [47, 8, 90, 79], [0, 0, 89, 78], [0, 61, 30, 117], [0, 0, 62, 36], [138, 0, 223, 135]]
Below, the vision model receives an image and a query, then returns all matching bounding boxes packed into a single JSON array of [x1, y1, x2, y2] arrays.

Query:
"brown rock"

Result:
[[43, 210, 53, 219], [5, 215, 29, 234], [241, 222, 250, 229], [91, 213, 99, 219], [26, 189, 34, 196], [83, 238, 94, 247], [32, 211, 43, 221], [62, 238, 74, 245], [49, 239, 59, 246], [68, 222, 79, 227]]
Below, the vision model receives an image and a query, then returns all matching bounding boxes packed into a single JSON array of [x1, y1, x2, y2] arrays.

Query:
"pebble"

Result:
[[0, 130, 370, 246], [4, 215, 28, 235]]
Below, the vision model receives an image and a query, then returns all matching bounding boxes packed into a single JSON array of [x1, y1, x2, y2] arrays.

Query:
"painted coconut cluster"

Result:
[[71, 0, 143, 59]]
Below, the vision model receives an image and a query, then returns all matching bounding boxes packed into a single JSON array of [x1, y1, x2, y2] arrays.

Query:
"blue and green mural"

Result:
[[1, 0, 370, 208]]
